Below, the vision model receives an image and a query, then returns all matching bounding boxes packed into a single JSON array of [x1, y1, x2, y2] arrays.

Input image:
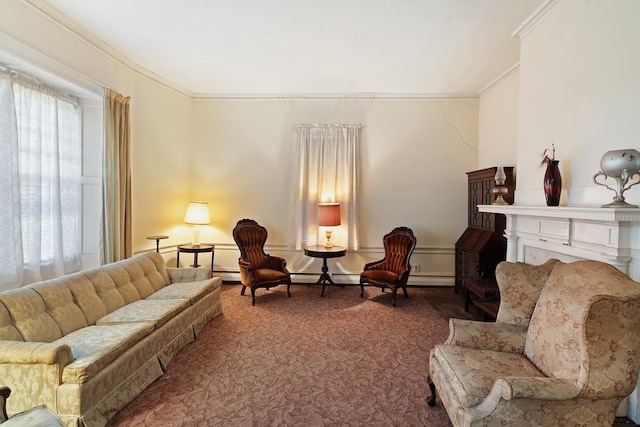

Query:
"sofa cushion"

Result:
[[102, 265, 142, 305], [121, 261, 156, 299], [95, 299, 189, 329], [146, 279, 219, 305], [0, 288, 62, 342], [121, 253, 170, 296], [30, 279, 88, 335], [0, 302, 23, 341], [432, 344, 545, 408], [59, 323, 154, 384], [65, 273, 108, 325], [80, 269, 126, 314]]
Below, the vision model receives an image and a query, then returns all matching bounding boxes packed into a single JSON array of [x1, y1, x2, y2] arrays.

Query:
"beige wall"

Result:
[[514, 0, 640, 206], [478, 68, 519, 170], [191, 97, 478, 285], [1, 0, 480, 286]]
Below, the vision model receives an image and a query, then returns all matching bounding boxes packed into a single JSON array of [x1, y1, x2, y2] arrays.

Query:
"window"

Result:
[[0, 69, 82, 289], [289, 124, 361, 250]]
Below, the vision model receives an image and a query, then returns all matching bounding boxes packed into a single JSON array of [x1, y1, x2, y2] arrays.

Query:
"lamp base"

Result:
[[324, 229, 333, 248]]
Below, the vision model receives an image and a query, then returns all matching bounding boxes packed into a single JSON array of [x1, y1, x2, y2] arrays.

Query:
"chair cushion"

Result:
[[360, 269, 399, 284], [432, 344, 545, 408], [253, 268, 288, 283]]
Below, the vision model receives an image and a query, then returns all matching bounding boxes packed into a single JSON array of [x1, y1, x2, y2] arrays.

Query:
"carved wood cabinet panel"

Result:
[[454, 167, 514, 318]]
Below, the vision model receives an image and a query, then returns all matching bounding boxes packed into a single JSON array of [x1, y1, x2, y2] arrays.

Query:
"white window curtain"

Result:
[[0, 69, 81, 290], [289, 124, 361, 250]]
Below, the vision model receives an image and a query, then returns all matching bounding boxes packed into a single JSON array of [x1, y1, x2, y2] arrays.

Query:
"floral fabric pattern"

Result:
[[494, 258, 558, 326], [429, 259, 640, 427], [0, 252, 223, 426]]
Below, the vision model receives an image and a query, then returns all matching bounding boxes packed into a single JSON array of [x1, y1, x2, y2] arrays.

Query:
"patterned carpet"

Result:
[[107, 284, 453, 426]]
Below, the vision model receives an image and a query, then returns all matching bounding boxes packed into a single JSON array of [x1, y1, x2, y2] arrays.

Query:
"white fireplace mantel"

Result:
[[478, 204, 640, 279], [478, 203, 640, 420]]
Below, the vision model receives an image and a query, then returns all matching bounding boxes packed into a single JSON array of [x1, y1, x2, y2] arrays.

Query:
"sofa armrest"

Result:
[[167, 267, 211, 282], [492, 377, 580, 400], [0, 341, 73, 365], [444, 319, 528, 352]]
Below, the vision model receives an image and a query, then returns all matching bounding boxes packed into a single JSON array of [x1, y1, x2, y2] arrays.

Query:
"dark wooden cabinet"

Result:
[[455, 167, 514, 319]]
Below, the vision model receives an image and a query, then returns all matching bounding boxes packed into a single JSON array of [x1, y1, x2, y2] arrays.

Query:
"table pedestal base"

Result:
[[315, 257, 345, 297]]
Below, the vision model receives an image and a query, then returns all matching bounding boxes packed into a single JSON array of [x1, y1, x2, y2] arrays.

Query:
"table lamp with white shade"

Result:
[[184, 201, 210, 247], [318, 202, 341, 248]]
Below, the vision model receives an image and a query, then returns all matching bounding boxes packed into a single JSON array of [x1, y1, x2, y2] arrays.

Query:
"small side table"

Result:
[[177, 244, 215, 275], [146, 235, 168, 253], [304, 245, 347, 297]]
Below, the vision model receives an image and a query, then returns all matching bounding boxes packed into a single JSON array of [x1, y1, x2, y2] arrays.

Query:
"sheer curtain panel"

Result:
[[0, 69, 82, 290], [101, 88, 132, 264], [289, 124, 361, 250]]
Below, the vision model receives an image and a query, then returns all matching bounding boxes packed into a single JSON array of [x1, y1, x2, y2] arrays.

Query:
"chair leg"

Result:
[[360, 282, 365, 298], [403, 286, 409, 298], [392, 288, 398, 307], [240, 285, 246, 296], [287, 283, 291, 297], [426, 375, 437, 406], [251, 288, 256, 306]]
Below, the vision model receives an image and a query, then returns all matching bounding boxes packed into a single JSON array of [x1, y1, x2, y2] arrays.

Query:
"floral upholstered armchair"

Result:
[[427, 259, 640, 427]]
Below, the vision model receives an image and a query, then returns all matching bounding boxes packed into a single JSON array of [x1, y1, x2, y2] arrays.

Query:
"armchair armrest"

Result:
[[1, 386, 9, 422], [264, 255, 288, 272], [444, 319, 528, 353], [492, 377, 580, 401], [167, 267, 211, 282], [0, 341, 73, 365]]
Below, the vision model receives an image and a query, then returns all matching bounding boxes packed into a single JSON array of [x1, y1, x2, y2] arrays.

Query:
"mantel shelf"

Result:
[[478, 205, 640, 222]]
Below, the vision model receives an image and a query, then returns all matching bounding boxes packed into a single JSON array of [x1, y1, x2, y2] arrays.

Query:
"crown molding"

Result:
[[192, 92, 479, 101], [478, 62, 520, 96], [512, 0, 565, 40], [0, 31, 102, 98], [22, 0, 192, 98]]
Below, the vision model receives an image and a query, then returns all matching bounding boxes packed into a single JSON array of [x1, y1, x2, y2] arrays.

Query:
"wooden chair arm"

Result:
[[0, 386, 10, 423]]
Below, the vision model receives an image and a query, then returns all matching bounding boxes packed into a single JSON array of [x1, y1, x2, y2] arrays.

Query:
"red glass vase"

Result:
[[544, 160, 561, 206]]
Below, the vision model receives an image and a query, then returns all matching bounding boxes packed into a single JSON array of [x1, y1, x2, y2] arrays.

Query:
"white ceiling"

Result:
[[38, 0, 542, 96]]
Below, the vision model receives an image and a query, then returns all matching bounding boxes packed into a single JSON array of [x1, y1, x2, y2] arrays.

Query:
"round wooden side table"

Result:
[[303, 245, 347, 297]]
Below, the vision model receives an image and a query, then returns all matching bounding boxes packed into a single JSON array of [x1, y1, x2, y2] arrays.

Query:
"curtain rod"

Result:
[[292, 124, 362, 129], [0, 62, 79, 106]]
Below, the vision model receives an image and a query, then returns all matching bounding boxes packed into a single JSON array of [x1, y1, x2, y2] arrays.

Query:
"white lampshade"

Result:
[[184, 201, 210, 225], [184, 201, 210, 247]]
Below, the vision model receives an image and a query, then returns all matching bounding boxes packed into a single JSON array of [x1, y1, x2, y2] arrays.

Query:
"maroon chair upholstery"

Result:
[[232, 219, 292, 305], [360, 227, 417, 307]]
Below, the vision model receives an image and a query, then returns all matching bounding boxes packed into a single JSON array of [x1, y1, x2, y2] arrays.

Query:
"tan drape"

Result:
[[101, 88, 132, 263]]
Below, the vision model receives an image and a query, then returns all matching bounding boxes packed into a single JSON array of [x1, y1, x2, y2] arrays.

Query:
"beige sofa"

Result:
[[0, 252, 222, 427]]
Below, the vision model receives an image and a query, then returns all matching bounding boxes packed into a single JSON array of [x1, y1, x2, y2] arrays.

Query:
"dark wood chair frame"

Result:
[[0, 387, 9, 423]]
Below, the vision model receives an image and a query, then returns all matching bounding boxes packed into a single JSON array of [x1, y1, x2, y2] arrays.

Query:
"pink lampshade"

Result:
[[318, 203, 341, 227]]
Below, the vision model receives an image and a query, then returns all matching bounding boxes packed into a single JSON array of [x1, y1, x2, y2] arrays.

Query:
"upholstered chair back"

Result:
[[524, 260, 640, 398], [494, 259, 559, 326], [233, 219, 269, 268], [379, 227, 417, 279]]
